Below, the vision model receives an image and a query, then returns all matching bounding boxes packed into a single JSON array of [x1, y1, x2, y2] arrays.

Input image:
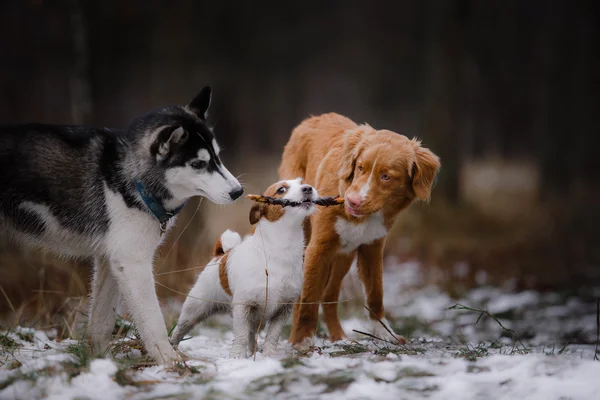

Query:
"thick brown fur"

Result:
[[279, 113, 440, 345]]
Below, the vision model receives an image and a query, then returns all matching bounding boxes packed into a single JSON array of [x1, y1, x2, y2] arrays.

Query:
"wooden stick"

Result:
[[247, 194, 344, 207]]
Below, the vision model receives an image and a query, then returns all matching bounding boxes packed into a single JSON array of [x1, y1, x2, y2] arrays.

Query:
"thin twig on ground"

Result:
[[447, 303, 528, 353], [352, 330, 398, 347], [364, 306, 407, 345], [352, 329, 423, 356]]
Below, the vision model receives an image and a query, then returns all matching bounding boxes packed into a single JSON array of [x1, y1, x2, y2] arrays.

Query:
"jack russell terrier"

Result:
[[171, 178, 317, 357]]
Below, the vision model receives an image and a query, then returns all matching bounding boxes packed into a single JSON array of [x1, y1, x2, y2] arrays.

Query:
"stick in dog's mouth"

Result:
[[247, 194, 344, 208]]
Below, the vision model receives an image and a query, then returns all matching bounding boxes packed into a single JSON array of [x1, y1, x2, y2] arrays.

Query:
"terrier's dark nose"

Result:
[[229, 188, 244, 200], [301, 185, 313, 194]]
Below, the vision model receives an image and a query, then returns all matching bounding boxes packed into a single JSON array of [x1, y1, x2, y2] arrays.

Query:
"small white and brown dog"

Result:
[[171, 178, 317, 357]]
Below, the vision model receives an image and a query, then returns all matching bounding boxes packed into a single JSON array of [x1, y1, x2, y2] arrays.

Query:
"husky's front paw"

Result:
[[369, 319, 407, 344], [154, 345, 184, 365], [88, 334, 113, 357], [169, 327, 185, 347]]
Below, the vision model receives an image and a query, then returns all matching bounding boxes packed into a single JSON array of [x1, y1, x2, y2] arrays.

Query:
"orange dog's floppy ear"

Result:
[[410, 140, 441, 201], [338, 125, 373, 181], [249, 204, 264, 225]]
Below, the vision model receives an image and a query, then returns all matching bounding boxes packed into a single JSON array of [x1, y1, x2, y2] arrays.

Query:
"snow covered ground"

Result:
[[2, 261, 599, 399]]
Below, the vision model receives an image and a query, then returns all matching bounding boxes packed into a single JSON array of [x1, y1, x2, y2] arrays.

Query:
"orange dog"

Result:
[[278, 113, 440, 347]]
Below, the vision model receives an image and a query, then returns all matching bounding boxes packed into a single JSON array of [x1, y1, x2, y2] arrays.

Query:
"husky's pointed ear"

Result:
[[187, 86, 212, 119], [156, 127, 188, 160], [249, 204, 264, 225]]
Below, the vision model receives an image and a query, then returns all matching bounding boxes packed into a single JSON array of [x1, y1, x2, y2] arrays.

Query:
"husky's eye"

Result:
[[277, 187, 287, 194], [381, 174, 390, 181], [357, 165, 363, 173], [191, 160, 208, 169]]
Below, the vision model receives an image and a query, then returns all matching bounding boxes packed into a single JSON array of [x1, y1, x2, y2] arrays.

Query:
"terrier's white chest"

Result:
[[335, 212, 388, 253]]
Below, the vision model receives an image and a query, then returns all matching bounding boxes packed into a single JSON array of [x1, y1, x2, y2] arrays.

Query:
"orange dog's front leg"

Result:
[[290, 240, 337, 347], [321, 253, 355, 342], [357, 238, 407, 343], [357, 239, 386, 321]]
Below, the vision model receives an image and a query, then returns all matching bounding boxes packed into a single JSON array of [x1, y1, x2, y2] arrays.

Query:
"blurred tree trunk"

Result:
[[420, 0, 468, 202], [69, 0, 92, 124]]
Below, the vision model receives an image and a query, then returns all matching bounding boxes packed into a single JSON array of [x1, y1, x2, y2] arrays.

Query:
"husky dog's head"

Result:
[[128, 87, 243, 205]]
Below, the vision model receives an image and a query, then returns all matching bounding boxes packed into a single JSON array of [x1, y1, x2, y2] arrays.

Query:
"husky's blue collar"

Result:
[[134, 180, 186, 234]]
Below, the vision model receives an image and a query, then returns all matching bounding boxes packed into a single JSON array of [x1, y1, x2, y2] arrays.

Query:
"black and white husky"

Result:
[[0, 86, 243, 364]]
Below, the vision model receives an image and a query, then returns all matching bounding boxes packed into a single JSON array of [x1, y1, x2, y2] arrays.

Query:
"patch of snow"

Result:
[[487, 291, 540, 314]]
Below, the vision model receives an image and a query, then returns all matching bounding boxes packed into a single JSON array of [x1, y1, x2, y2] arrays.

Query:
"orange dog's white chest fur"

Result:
[[335, 212, 387, 253]]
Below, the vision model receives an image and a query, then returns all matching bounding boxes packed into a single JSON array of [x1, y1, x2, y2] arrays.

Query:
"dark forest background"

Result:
[[1, 0, 599, 319]]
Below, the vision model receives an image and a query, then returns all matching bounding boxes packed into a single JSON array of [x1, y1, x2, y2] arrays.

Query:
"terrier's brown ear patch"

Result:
[[249, 204, 263, 225]]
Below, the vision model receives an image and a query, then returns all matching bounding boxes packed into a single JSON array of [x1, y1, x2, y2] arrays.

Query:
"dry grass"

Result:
[[0, 246, 89, 337], [447, 303, 529, 354]]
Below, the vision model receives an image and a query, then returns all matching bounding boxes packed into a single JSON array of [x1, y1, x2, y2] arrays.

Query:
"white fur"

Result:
[[212, 139, 221, 155], [164, 161, 240, 205], [220, 229, 242, 251], [359, 158, 378, 201], [87, 185, 180, 363], [196, 149, 210, 161], [334, 211, 387, 253], [171, 179, 317, 358]]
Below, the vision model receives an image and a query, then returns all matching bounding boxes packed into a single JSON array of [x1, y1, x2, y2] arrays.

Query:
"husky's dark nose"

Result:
[[229, 188, 244, 200], [301, 185, 313, 194]]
